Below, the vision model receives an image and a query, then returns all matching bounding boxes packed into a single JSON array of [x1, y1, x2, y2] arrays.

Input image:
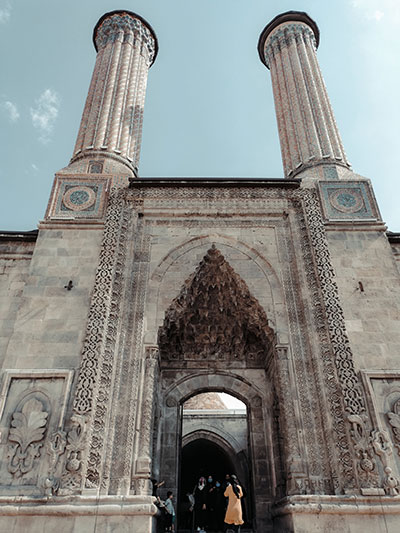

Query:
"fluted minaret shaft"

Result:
[[71, 11, 157, 176], [258, 12, 350, 178]]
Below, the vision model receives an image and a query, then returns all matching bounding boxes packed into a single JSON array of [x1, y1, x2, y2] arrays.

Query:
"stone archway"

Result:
[[153, 246, 280, 532], [155, 373, 276, 532], [181, 428, 252, 529]]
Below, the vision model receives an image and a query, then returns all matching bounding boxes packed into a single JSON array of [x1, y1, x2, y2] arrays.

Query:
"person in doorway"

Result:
[[222, 474, 230, 491], [213, 480, 225, 532], [223, 475, 244, 533], [206, 475, 216, 530], [222, 474, 230, 518], [193, 476, 208, 532], [163, 491, 175, 532]]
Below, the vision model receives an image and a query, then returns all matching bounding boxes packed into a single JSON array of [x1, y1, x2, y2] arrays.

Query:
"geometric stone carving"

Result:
[[7, 397, 48, 478], [45, 175, 111, 221], [298, 189, 370, 490], [300, 189, 367, 416], [70, 191, 132, 490], [158, 245, 274, 366], [318, 180, 380, 222]]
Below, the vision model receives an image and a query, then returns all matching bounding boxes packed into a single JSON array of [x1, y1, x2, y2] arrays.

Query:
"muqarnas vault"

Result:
[[1, 9, 400, 533]]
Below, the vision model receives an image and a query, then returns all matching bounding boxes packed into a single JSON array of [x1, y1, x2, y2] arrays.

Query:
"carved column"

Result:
[[133, 346, 160, 494], [258, 11, 350, 179], [273, 345, 308, 494], [70, 10, 158, 179]]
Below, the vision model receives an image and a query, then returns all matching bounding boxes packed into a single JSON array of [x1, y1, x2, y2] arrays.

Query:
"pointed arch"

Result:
[[144, 233, 287, 346], [158, 245, 275, 366]]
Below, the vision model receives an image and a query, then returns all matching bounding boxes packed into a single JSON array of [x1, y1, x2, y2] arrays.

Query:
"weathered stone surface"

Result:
[[2, 8, 400, 533]]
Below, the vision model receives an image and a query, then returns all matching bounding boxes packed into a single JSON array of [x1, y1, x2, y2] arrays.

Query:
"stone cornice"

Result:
[[258, 10, 320, 68], [93, 10, 158, 65], [128, 177, 301, 188]]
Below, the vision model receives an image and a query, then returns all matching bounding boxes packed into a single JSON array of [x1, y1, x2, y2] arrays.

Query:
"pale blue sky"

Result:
[[1, 0, 399, 231]]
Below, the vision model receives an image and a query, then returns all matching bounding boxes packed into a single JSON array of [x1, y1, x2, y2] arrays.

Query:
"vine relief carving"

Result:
[[158, 245, 274, 365], [44, 430, 67, 495], [66, 188, 131, 490], [387, 398, 400, 453], [59, 414, 88, 492], [348, 414, 379, 488], [7, 398, 49, 478]]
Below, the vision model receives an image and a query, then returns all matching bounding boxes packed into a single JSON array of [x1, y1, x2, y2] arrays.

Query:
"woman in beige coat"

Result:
[[223, 475, 244, 532]]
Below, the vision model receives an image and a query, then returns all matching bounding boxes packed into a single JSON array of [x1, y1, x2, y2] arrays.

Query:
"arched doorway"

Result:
[[154, 246, 279, 532], [179, 392, 252, 531], [179, 438, 236, 531]]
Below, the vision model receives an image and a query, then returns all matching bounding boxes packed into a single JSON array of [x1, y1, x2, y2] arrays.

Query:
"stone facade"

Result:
[[1, 8, 400, 533]]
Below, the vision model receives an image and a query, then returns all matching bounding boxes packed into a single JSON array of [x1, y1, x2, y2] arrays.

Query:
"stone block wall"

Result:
[[0, 238, 35, 367], [3, 229, 103, 371], [182, 410, 248, 453], [327, 230, 400, 370]]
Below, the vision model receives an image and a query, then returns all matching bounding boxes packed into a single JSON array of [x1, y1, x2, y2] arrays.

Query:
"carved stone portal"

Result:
[[158, 245, 275, 365]]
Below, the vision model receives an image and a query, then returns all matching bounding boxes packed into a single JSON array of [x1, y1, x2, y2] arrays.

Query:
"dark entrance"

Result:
[[179, 438, 251, 532], [181, 438, 235, 496]]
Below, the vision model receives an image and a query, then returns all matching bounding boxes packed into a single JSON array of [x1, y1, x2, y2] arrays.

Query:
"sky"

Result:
[[1, 0, 399, 231]]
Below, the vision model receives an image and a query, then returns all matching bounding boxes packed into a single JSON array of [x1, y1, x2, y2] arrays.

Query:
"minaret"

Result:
[[258, 11, 351, 180], [66, 10, 158, 181]]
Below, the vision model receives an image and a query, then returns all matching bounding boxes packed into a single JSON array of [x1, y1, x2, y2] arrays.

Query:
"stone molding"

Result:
[[272, 493, 400, 517], [94, 12, 156, 62], [182, 428, 243, 455], [0, 494, 157, 515]]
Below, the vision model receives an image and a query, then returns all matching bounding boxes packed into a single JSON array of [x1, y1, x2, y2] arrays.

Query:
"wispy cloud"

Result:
[[2, 100, 20, 123], [352, 0, 400, 24], [31, 163, 39, 172], [30, 89, 60, 144], [371, 9, 384, 21], [0, 2, 11, 24]]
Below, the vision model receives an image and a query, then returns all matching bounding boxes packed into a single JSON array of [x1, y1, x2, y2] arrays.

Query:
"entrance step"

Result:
[[177, 530, 254, 533]]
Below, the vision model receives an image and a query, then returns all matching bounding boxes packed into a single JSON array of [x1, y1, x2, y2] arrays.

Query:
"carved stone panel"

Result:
[[362, 370, 400, 494], [0, 370, 73, 494], [45, 174, 111, 222], [318, 180, 380, 222], [158, 245, 275, 367]]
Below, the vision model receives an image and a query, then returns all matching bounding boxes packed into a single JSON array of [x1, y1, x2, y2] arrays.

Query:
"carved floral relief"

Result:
[[387, 398, 400, 451], [7, 397, 48, 478]]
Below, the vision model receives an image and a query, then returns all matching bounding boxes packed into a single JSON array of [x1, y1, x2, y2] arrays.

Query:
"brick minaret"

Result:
[[68, 10, 158, 179], [258, 11, 351, 180]]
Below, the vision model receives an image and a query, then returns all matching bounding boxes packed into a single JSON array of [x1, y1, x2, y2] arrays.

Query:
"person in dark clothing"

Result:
[[206, 475, 216, 530], [151, 479, 165, 532], [151, 479, 165, 498], [213, 481, 225, 532], [193, 476, 208, 531]]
